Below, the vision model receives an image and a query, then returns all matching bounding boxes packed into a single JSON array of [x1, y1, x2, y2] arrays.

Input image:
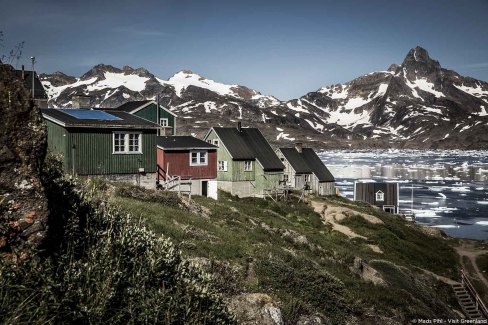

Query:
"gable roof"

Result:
[[41, 109, 160, 129], [279, 148, 313, 174], [105, 100, 177, 117], [210, 127, 284, 171], [14, 70, 48, 99], [279, 147, 335, 182], [157, 136, 217, 150]]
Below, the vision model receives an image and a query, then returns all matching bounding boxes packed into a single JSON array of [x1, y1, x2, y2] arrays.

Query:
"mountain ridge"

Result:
[[40, 47, 488, 149]]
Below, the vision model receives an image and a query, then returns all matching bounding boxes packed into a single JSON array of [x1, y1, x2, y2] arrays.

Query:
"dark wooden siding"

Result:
[[354, 183, 398, 207], [65, 128, 157, 175], [133, 103, 175, 135], [157, 149, 217, 180]]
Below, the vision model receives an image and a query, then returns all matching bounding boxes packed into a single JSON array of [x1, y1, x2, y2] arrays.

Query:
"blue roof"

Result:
[[59, 109, 122, 121]]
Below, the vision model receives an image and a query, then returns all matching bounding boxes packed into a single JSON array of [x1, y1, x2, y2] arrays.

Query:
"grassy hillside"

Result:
[[110, 183, 463, 324]]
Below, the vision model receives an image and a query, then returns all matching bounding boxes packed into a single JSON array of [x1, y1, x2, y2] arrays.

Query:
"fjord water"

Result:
[[319, 150, 488, 240]]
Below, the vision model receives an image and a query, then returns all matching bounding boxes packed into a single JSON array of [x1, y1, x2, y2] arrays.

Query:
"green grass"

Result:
[[107, 185, 463, 323], [476, 254, 488, 282]]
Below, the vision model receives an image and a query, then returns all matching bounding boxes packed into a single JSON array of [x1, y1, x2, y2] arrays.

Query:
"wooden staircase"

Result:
[[452, 283, 484, 319], [451, 269, 488, 320]]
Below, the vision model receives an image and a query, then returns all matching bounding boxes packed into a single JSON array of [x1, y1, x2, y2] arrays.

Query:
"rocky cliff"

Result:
[[0, 63, 48, 259]]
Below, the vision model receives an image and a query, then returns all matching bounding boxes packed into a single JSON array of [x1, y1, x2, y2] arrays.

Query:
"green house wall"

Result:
[[45, 120, 68, 166], [45, 120, 157, 175], [132, 103, 176, 135], [255, 162, 282, 194], [205, 129, 255, 182]]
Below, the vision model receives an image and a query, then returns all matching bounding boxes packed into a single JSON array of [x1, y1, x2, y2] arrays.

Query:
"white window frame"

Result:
[[213, 139, 219, 147], [304, 174, 310, 182], [160, 118, 169, 127], [113, 132, 142, 154], [190, 150, 208, 166], [218, 160, 228, 172], [376, 190, 385, 201], [244, 160, 252, 172]]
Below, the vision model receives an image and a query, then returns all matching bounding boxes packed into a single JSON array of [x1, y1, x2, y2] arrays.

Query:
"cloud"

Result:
[[461, 62, 488, 70]]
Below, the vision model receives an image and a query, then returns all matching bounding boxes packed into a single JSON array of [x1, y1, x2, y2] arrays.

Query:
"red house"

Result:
[[157, 136, 218, 198]]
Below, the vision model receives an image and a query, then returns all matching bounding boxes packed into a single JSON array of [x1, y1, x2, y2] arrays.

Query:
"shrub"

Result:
[[0, 156, 234, 324]]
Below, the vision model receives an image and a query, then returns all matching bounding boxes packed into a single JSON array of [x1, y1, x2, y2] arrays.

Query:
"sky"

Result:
[[1, 0, 487, 100]]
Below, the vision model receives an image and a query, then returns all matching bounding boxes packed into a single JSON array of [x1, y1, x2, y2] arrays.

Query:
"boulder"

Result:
[[227, 293, 283, 325]]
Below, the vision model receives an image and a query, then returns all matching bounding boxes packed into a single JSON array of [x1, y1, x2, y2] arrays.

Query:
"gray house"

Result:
[[276, 143, 335, 196]]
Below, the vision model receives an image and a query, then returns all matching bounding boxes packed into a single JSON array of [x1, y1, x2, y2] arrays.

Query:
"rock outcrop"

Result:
[[0, 63, 48, 259]]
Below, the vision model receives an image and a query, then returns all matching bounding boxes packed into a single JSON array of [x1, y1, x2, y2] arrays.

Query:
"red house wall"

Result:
[[157, 149, 217, 180]]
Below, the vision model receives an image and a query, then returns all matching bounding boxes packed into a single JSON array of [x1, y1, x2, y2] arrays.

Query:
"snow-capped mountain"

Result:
[[40, 47, 488, 149]]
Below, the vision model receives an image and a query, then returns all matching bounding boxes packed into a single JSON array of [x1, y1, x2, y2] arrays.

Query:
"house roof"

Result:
[[112, 100, 152, 112], [279, 147, 335, 182], [211, 127, 284, 171], [41, 109, 160, 129], [103, 100, 177, 117], [279, 148, 313, 174], [14, 70, 48, 99], [157, 136, 217, 150]]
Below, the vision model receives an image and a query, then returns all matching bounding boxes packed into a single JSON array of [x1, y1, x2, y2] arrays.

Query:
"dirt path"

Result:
[[455, 241, 488, 291], [311, 201, 366, 239], [310, 200, 383, 242]]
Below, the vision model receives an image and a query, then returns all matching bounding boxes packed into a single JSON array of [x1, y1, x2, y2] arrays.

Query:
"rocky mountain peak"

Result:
[[401, 46, 441, 76], [80, 64, 121, 80]]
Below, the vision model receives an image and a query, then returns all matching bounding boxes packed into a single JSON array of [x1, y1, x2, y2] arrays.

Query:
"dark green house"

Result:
[[107, 100, 177, 136], [42, 109, 159, 188], [203, 123, 284, 198]]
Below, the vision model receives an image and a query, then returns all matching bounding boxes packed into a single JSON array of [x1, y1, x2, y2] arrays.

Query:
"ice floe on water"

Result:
[[323, 150, 488, 239], [431, 225, 460, 229]]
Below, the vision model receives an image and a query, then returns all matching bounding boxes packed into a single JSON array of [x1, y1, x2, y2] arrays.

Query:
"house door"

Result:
[[383, 206, 396, 214], [202, 181, 208, 197]]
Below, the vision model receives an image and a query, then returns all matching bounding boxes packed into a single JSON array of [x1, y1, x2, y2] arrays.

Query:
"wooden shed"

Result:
[[354, 182, 400, 214], [42, 109, 159, 188]]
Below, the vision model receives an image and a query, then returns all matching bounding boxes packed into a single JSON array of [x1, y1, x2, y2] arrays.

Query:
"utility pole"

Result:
[[157, 93, 160, 136], [30, 56, 36, 99]]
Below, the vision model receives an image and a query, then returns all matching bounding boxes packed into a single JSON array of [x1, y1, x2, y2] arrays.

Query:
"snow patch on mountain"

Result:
[[412, 78, 445, 97], [87, 72, 149, 92]]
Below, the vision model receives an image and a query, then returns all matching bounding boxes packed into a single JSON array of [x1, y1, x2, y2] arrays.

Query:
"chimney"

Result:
[[72, 95, 91, 109], [237, 121, 242, 132], [295, 142, 303, 153], [21, 65, 25, 80]]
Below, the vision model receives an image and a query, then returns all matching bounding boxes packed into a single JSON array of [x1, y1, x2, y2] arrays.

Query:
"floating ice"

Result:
[[431, 225, 460, 229]]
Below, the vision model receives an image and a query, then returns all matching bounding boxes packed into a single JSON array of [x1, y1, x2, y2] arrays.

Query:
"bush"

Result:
[[0, 157, 234, 324]]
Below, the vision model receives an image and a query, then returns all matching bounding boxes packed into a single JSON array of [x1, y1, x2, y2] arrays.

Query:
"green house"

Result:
[[203, 124, 284, 197], [42, 109, 159, 188], [110, 100, 177, 136]]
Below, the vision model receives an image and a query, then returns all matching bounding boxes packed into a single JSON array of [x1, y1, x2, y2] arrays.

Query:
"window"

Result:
[[190, 151, 207, 166], [113, 132, 142, 154], [213, 139, 219, 147], [304, 174, 310, 182], [160, 118, 169, 127], [244, 160, 252, 172], [376, 191, 384, 201], [207, 139, 212, 144], [283, 174, 289, 182], [218, 160, 228, 172]]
